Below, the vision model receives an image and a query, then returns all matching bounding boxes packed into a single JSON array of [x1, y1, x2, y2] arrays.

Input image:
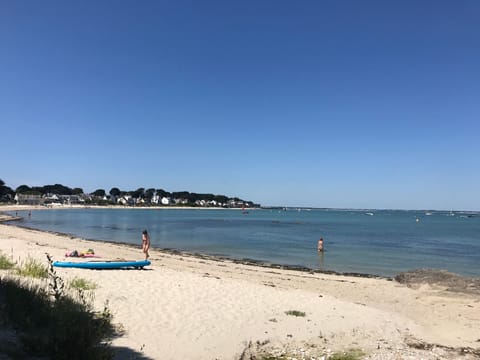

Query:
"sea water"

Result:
[[7, 208, 480, 277]]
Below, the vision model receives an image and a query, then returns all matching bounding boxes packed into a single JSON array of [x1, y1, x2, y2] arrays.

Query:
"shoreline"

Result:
[[2, 203, 479, 213], [0, 204, 260, 212], [4, 218, 480, 294], [2, 207, 479, 281], [1, 217, 480, 359], [4, 220, 391, 281]]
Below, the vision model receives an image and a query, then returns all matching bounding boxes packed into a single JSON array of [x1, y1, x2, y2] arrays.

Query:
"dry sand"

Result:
[[1, 210, 479, 359]]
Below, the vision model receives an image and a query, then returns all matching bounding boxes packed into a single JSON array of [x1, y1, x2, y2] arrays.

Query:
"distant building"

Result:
[[58, 195, 83, 205], [174, 198, 188, 205], [118, 195, 135, 206], [151, 194, 160, 205], [15, 194, 43, 205], [195, 199, 206, 207]]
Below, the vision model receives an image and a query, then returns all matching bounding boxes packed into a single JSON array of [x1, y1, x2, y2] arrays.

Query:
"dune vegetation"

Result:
[[0, 253, 116, 360]]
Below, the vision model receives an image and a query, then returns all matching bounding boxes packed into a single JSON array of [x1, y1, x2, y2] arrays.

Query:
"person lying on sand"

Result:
[[65, 249, 96, 257]]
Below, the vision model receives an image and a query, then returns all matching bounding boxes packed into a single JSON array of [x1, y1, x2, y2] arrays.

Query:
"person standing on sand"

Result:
[[317, 237, 324, 252], [142, 230, 150, 260]]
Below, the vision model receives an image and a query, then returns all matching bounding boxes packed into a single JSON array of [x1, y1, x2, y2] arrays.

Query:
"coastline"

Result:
[[0, 208, 420, 281], [3, 210, 480, 288], [4, 223, 390, 281], [0, 204, 257, 212], [1, 212, 479, 359], [3, 204, 480, 279]]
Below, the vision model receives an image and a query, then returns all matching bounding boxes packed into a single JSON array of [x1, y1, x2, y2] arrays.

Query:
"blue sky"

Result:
[[1, 1, 479, 210]]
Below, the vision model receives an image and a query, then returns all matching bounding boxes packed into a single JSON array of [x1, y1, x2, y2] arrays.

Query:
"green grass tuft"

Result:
[[0, 252, 15, 270], [330, 348, 366, 360], [254, 348, 365, 360], [284, 310, 306, 317], [70, 277, 97, 290], [16, 257, 48, 278]]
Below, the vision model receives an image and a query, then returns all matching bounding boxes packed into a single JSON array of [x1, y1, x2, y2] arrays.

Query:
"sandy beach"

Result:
[[1, 209, 479, 359]]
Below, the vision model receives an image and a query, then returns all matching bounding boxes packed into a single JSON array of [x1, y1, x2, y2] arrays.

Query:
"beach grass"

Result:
[[330, 348, 365, 360], [15, 256, 48, 278], [0, 252, 15, 269], [70, 276, 98, 290], [284, 310, 306, 317], [253, 348, 365, 360], [0, 254, 116, 359]]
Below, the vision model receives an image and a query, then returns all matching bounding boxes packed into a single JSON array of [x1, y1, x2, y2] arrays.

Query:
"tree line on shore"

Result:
[[0, 179, 259, 208]]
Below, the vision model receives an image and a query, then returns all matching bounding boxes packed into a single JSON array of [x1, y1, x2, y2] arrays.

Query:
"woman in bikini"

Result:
[[142, 230, 151, 260]]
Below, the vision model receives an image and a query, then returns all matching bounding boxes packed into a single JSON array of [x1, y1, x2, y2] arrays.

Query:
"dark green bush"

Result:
[[0, 255, 115, 360]]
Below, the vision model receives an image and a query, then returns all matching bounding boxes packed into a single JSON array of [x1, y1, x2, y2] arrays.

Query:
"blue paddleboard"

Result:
[[53, 259, 151, 269]]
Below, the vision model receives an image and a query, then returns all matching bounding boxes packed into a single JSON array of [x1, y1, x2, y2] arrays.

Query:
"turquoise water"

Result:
[[7, 208, 480, 277]]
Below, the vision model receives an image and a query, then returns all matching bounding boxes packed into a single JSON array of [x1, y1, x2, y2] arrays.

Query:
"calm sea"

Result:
[[7, 208, 480, 277]]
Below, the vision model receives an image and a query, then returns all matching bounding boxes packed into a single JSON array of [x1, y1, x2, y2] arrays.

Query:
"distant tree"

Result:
[[0, 179, 5, 197], [109, 187, 121, 197], [93, 189, 106, 197], [5, 187, 14, 197], [144, 188, 155, 202], [187, 193, 199, 204], [172, 191, 190, 199], [156, 189, 171, 198], [202, 193, 215, 201], [130, 188, 145, 199], [72, 188, 84, 195], [214, 195, 229, 204], [16, 185, 31, 194], [42, 184, 73, 195], [0, 179, 14, 201], [31, 187, 44, 194]]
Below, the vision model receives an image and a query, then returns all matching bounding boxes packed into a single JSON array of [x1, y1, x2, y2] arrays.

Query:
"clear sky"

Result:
[[1, 1, 479, 210]]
